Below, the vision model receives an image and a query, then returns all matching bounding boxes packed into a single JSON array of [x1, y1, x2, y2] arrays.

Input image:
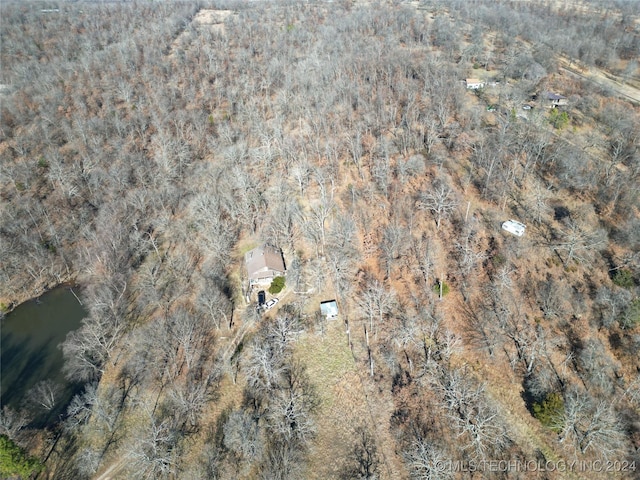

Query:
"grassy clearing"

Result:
[[296, 319, 373, 479], [297, 319, 354, 404], [235, 240, 259, 258]]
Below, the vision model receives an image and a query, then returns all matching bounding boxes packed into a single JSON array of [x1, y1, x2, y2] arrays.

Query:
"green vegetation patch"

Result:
[[0, 435, 44, 479], [612, 269, 635, 289], [432, 281, 450, 297], [620, 298, 640, 329], [548, 109, 569, 129], [269, 276, 286, 295], [532, 392, 564, 433]]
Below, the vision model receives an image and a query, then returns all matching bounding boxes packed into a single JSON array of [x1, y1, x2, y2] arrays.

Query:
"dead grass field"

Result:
[[193, 9, 234, 25], [297, 317, 408, 479], [296, 318, 366, 479], [169, 8, 235, 55]]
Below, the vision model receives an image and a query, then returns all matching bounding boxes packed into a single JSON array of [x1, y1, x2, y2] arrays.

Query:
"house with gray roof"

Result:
[[545, 92, 568, 108], [245, 244, 286, 287]]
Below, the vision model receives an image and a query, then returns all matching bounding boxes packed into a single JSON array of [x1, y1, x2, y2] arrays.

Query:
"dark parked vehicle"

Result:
[[258, 290, 266, 306]]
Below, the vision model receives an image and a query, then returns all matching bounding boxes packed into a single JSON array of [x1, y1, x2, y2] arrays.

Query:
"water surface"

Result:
[[1, 286, 86, 426]]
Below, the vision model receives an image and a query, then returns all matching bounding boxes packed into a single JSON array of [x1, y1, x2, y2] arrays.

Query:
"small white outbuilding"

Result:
[[465, 78, 485, 89], [320, 300, 339, 319]]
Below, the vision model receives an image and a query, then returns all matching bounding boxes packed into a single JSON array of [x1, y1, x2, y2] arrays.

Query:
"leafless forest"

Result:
[[1, 0, 639, 478]]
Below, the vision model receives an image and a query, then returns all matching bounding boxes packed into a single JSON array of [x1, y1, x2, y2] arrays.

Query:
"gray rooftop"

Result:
[[320, 300, 339, 318], [546, 92, 566, 100], [245, 244, 285, 283]]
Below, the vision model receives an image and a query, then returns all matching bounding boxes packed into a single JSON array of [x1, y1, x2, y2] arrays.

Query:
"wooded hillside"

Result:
[[1, 1, 639, 478]]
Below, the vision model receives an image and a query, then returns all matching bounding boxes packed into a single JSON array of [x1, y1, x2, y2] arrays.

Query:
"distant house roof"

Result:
[[544, 92, 568, 107], [546, 92, 566, 101], [466, 78, 485, 89], [320, 300, 338, 318], [245, 245, 285, 284]]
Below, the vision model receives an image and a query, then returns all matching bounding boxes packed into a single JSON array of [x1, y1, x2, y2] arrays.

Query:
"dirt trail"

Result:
[[93, 456, 128, 480], [558, 57, 640, 104]]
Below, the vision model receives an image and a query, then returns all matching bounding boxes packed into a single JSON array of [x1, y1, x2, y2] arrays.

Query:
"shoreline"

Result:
[[1, 275, 79, 318]]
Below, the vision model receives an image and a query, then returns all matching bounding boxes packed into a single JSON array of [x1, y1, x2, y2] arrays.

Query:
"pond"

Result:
[[1, 286, 86, 427]]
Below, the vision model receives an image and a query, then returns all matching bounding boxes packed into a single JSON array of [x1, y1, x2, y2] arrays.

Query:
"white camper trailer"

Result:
[[502, 219, 526, 237]]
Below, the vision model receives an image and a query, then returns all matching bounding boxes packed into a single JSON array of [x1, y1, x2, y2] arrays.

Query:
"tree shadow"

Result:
[[1, 339, 48, 406]]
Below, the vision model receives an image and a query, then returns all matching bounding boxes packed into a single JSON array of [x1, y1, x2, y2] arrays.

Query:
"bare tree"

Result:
[[167, 373, 217, 433], [65, 382, 122, 439], [258, 438, 305, 480], [326, 213, 360, 297], [557, 388, 628, 460], [395, 154, 426, 183], [418, 180, 459, 230], [356, 279, 396, 338], [496, 300, 543, 376], [411, 235, 444, 296], [223, 410, 264, 474], [27, 380, 61, 412], [128, 411, 179, 480], [244, 338, 287, 400], [404, 438, 451, 480], [306, 173, 335, 257], [195, 276, 232, 330], [343, 426, 380, 480], [595, 286, 632, 329], [537, 278, 570, 320], [577, 339, 619, 394], [554, 219, 607, 265], [291, 158, 312, 195], [0, 407, 31, 443], [524, 181, 553, 225], [266, 386, 316, 446], [436, 367, 511, 460], [380, 222, 410, 280], [455, 229, 487, 281]]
